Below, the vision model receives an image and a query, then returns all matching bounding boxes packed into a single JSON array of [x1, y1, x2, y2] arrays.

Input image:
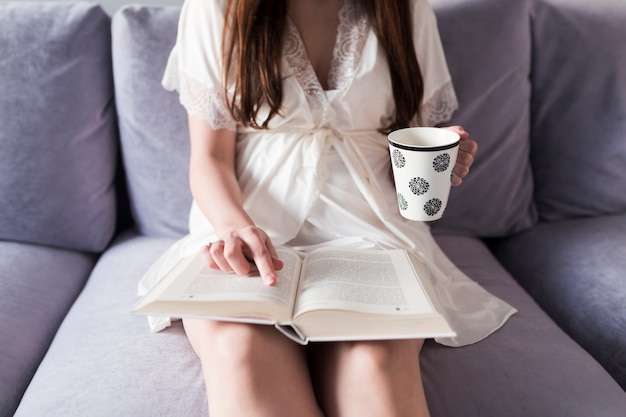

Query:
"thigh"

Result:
[[183, 319, 324, 417]]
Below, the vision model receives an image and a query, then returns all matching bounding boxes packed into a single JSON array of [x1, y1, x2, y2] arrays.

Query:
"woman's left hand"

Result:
[[442, 125, 478, 186]]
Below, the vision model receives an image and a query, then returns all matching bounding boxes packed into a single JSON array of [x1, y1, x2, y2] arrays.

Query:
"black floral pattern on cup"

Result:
[[424, 198, 442, 216], [433, 153, 450, 173], [392, 149, 406, 168], [397, 193, 408, 211], [409, 177, 429, 195]]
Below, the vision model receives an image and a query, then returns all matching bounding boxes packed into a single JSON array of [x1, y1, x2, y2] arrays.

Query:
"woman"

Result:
[[141, 0, 516, 415]]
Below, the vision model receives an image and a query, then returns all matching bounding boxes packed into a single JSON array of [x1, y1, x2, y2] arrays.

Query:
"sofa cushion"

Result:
[[530, 0, 626, 220], [0, 241, 96, 417], [490, 213, 626, 390], [0, 2, 118, 252], [424, 235, 626, 416], [430, 0, 537, 237], [13, 233, 208, 417], [112, 6, 192, 238], [14, 233, 626, 417]]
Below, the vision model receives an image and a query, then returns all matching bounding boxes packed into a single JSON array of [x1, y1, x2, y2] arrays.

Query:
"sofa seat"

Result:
[[12, 232, 208, 417], [13, 232, 626, 417], [490, 213, 626, 389], [0, 241, 96, 416]]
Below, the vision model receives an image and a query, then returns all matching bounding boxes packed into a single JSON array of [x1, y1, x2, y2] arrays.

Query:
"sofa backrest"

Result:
[[430, 0, 537, 237], [112, 5, 191, 239], [0, 2, 118, 253], [529, 0, 626, 221], [112, 0, 540, 240]]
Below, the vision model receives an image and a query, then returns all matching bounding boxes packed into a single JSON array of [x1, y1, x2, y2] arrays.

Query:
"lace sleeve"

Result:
[[160, 0, 236, 131], [163, 62, 236, 131], [418, 79, 459, 127]]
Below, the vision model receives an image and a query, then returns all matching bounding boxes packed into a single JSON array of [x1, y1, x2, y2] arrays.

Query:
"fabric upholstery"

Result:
[[112, 6, 191, 238], [14, 232, 626, 417], [0, 2, 118, 252], [430, 0, 537, 237], [424, 235, 626, 416], [13, 233, 207, 417], [530, 0, 626, 221], [0, 241, 95, 417], [490, 213, 626, 390]]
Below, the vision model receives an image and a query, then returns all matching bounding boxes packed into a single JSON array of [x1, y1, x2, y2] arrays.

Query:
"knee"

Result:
[[184, 319, 269, 365]]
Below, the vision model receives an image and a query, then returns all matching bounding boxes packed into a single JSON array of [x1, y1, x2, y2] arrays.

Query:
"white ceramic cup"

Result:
[[388, 127, 460, 221]]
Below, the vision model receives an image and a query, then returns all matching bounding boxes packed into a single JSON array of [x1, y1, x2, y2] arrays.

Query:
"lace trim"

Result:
[[328, 0, 369, 91], [283, 0, 368, 125], [417, 80, 459, 127], [165, 65, 237, 131], [283, 21, 327, 125]]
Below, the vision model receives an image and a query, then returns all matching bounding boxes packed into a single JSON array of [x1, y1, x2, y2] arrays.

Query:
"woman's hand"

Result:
[[201, 225, 284, 287], [442, 125, 478, 186]]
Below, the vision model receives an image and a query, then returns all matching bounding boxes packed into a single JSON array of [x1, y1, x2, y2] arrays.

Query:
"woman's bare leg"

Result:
[[308, 339, 430, 417], [183, 319, 324, 417]]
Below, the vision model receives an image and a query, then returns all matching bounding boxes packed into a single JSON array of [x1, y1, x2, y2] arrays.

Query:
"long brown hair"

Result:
[[223, 0, 423, 132]]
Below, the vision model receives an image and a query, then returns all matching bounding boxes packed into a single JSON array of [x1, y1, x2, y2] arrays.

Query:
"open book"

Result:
[[132, 247, 456, 344]]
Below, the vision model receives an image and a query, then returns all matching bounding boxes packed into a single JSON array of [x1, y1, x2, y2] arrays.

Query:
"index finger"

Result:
[[243, 234, 281, 287]]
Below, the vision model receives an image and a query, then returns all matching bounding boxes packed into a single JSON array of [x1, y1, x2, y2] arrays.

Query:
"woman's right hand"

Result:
[[201, 225, 284, 287]]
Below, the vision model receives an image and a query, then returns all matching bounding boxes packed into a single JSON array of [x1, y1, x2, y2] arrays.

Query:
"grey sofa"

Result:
[[1, 0, 625, 416]]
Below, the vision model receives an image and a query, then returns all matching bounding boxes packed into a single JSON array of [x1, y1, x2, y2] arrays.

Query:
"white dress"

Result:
[[140, 0, 517, 347]]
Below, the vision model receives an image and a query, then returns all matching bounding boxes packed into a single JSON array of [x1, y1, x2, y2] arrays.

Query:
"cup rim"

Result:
[[388, 127, 460, 152]]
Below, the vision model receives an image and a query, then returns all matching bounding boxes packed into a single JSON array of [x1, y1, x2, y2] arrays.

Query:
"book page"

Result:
[[293, 249, 434, 317], [148, 248, 302, 312]]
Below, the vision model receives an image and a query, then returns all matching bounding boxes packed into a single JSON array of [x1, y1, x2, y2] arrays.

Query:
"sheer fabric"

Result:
[[143, 0, 516, 347]]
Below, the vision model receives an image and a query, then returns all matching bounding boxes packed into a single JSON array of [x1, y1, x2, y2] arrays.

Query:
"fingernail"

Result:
[[264, 275, 276, 286]]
